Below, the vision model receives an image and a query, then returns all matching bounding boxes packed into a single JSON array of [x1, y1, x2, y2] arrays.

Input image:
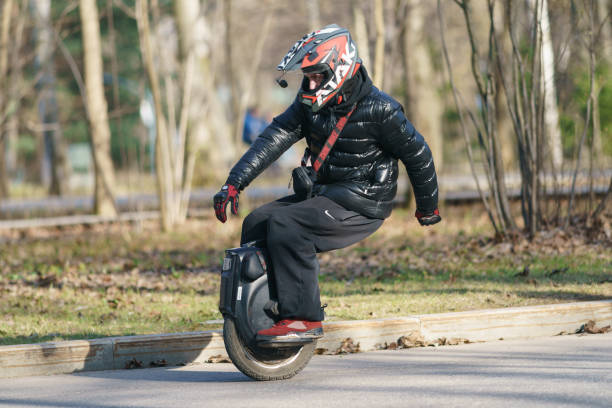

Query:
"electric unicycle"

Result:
[[219, 244, 317, 380]]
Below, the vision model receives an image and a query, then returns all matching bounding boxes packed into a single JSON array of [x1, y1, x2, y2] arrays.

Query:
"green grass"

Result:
[[0, 207, 610, 346], [318, 241, 611, 320]]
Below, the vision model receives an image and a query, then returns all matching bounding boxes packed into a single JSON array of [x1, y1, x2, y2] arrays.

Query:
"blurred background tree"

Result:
[[80, 0, 117, 216]]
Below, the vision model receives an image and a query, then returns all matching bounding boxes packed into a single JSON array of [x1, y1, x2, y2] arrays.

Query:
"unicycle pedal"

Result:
[[256, 337, 315, 348]]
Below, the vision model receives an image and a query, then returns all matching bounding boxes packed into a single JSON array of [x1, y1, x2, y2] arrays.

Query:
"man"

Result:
[[214, 25, 440, 343], [242, 106, 268, 145]]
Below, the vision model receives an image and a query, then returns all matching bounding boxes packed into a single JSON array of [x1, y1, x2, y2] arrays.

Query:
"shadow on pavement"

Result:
[[74, 365, 250, 383]]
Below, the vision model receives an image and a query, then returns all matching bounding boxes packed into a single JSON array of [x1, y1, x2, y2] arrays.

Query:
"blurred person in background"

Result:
[[242, 106, 269, 145], [214, 25, 440, 343]]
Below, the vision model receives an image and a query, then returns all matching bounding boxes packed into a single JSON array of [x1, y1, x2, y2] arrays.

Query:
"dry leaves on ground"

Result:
[[206, 354, 231, 363], [125, 357, 144, 369], [377, 333, 471, 350], [335, 338, 360, 354], [576, 320, 611, 334]]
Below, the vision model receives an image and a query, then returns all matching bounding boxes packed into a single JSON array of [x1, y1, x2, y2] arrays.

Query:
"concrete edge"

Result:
[[1, 300, 610, 378]]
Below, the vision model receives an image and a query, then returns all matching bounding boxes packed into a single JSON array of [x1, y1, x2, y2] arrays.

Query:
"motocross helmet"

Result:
[[277, 24, 361, 112]]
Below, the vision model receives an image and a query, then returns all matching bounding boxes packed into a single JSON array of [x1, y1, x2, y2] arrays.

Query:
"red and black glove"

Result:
[[415, 208, 441, 226], [214, 184, 240, 223]]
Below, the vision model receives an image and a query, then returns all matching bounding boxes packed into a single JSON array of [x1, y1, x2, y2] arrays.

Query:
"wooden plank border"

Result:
[[1, 300, 610, 378]]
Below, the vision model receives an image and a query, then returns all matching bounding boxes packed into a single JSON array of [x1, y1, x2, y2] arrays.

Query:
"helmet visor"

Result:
[[301, 64, 332, 93]]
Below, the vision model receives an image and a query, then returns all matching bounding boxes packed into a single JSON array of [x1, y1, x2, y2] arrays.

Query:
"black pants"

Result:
[[241, 195, 383, 321]]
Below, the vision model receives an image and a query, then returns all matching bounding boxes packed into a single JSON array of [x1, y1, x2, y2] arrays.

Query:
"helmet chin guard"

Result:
[[277, 24, 361, 112]]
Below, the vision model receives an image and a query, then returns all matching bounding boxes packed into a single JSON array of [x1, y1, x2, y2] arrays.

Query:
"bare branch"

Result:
[[566, 0, 596, 226], [459, 0, 487, 98], [437, 0, 500, 234], [53, 28, 88, 117], [114, 0, 137, 19], [591, 176, 612, 219]]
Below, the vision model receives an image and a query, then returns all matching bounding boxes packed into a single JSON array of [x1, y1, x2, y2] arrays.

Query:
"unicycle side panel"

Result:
[[219, 247, 273, 343]]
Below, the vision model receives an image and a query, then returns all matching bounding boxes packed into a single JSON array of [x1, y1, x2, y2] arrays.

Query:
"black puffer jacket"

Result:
[[227, 69, 438, 219]]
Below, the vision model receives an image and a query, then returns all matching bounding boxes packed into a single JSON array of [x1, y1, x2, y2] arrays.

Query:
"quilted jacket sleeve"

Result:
[[377, 103, 439, 213], [226, 98, 305, 190]]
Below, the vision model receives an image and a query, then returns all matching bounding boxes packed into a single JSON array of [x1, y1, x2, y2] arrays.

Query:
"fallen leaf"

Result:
[[443, 337, 470, 346], [206, 354, 231, 363], [397, 333, 426, 348], [576, 320, 611, 334], [149, 359, 168, 367], [335, 338, 360, 354], [125, 357, 143, 369]]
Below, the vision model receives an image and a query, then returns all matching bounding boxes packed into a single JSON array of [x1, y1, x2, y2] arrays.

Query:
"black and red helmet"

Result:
[[277, 24, 361, 112]]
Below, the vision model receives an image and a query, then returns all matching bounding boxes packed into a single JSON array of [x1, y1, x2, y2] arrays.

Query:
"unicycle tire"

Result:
[[223, 316, 317, 381]]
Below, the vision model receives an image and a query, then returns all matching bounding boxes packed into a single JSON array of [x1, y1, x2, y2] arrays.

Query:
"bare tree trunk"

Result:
[[0, 138, 7, 199], [493, 4, 516, 170], [137, 0, 214, 229], [353, 3, 371, 71], [373, 0, 385, 88], [31, 0, 71, 196], [174, 0, 206, 224], [566, 0, 597, 226], [307, 0, 321, 31], [404, 0, 443, 172], [591, 175, 612, 219], [590, 0, 609, 159], [188, 1, 232, 184], [80, 0, 117, 216], [232, 13, 273, 153], [224, 0, 241, 148], [137, 0, 172, 230], [5, 0, 24, 183], [0, 0, 14, 198], [395, 0, 411, 117], [459, 0, 516, 233], [596, 0, 612, 62], [438, 0, 501, 235], [503, 0, 543, 236], [531, 0, 563, 170], [106, 0, 130, 180], [591, 78, 602, 160]]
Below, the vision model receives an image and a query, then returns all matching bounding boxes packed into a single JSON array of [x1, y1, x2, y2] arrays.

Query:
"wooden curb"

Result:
[[419, 300, 612, 341], [1, 300, 610, 378]]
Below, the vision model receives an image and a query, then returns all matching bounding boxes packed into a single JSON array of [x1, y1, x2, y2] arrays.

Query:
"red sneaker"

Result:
[[256, 319, 323, 343]]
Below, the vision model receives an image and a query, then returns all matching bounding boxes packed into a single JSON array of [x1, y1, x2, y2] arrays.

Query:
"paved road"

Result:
[[1, 333, 610, 408]]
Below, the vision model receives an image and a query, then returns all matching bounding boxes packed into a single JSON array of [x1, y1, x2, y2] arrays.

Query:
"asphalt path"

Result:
[[1, 333, 610, 408]]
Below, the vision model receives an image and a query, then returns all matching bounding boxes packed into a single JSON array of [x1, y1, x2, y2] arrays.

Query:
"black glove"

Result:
[[415, 208, 441, 226], [214, 184, 239, 223]]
